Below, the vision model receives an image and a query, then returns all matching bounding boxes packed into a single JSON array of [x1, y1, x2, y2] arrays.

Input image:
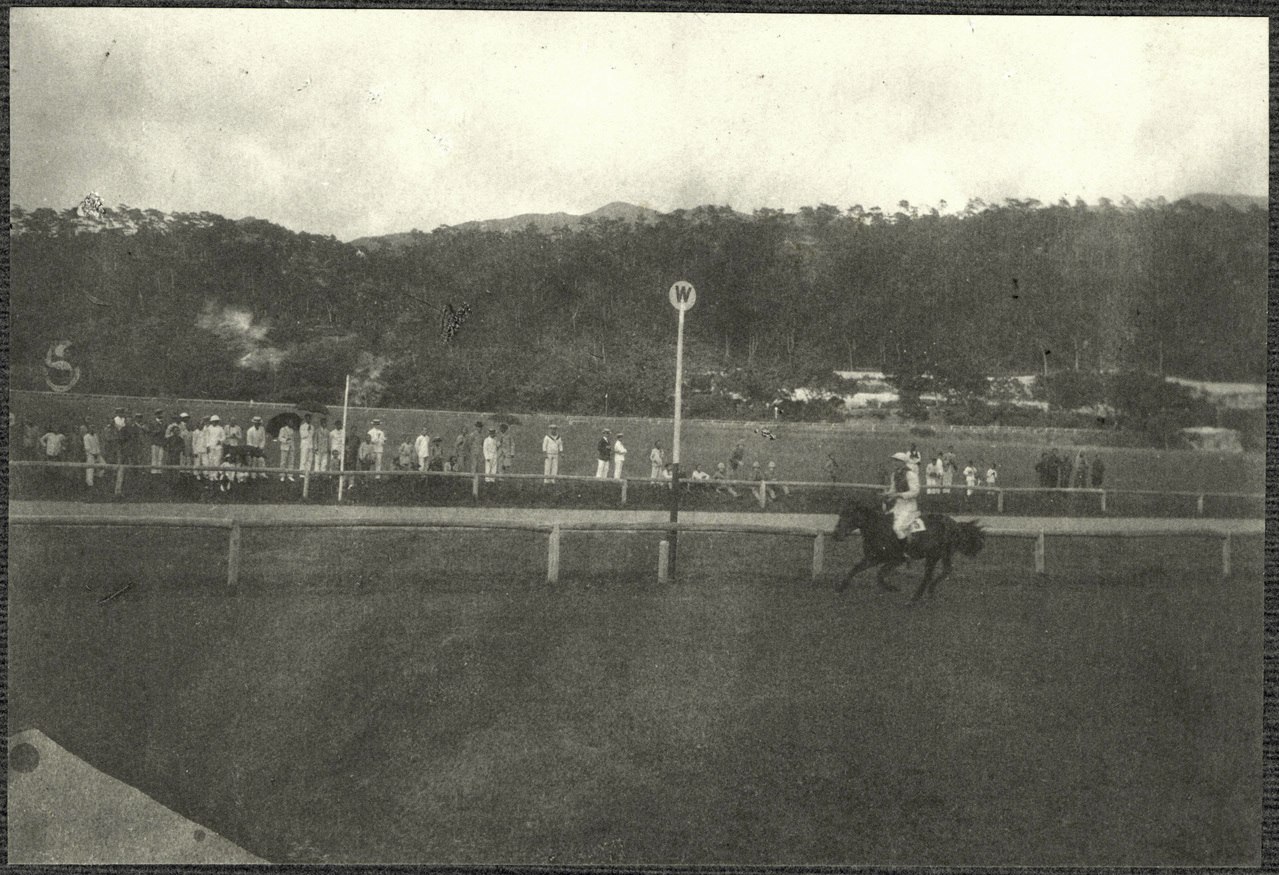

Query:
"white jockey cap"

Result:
[[890, 452, 912, 463]]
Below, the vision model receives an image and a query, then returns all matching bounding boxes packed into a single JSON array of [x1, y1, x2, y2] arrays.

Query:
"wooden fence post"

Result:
[[620, 478, 628, 506], [227, 522, 242, 590], [1098, 490, 1106, 513], [756, 481, 767, 508], [302, 467, 310, 499], [472, 472, 480, 498], [811, 533, 825, 583], [658, 540, 670, 583], [1034, 530, 1046, 575], [547, 525, 560, 585], [1221, 533, 1232, 578], [114, 464, 125, 496], [1197, 494, 1205, 516], [996, 489, 1004, 513]]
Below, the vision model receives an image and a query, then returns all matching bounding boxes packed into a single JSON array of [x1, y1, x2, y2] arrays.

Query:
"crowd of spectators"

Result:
[[906, 443, 1002, 496], [14, 408, 1099, 507], [1034, 447, 1105, 490]]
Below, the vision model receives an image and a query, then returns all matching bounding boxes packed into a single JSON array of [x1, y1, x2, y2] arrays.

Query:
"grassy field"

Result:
[[11, 389, 1265, 493], [9, 526, 1262, 866]]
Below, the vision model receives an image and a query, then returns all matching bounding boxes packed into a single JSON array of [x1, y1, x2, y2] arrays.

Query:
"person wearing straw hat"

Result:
[[542, 424, 563, 483], [884, 451, 922, 543], [205, 414, 226, 474], [246, 416, 267, 479]]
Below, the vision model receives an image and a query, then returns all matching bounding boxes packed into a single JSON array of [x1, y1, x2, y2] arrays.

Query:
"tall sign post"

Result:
[[337, 374, 351, 503], [668, 280, 696, 580]]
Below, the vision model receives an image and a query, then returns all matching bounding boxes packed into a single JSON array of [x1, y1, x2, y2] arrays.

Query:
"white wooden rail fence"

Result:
[[11, 513, 1245, 588], [9, 460, 1263, 516]]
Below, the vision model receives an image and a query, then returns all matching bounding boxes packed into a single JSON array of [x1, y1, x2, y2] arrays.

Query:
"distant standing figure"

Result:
[[926, 455, 943, 495], [164, 413, 184, 467], [149, 409, 167, 474], [469, 421, 487, 474], [367, 419, 387, 475], [205, 415, 226, 472], [313, 417, 331, 473], [498, 423, 515, 474], [596, 429, 612, 479], [246, 416, 267, 478], [824, 453, 841, 482], [907, 443, 922, 466], [83, 425, 105, 486], [650, 441, 665, 479], [277, 422, 295, 479], [729, 441, 745, 475], [985, 463, 998, 486], [542, 424, 563, 483], [397, 437, 413, 470], [712, 462, 739, 498], [456, 425, 475, 473], [612, 432, 628, 479], [1034, 452, 1051, 488], [1072, 451, 1089, 488], [39, 425, 66, 466], [963, 460, 978, 496], [329, 420, 347, 479], [177, 413, 193, 469], [766, 461, 790, 496], [941, 446, 957, 493], [299, 414, 315, 473], [483, 427, 499, 481], [415, 427, 432, 472], [191, 418, 208, 478]]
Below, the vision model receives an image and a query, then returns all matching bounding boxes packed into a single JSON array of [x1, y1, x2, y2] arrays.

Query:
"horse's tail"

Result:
[[954, 520, 986, 556]]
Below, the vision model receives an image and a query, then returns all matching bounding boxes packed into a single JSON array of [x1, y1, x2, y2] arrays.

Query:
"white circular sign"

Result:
[[668, 280, 697, 311]]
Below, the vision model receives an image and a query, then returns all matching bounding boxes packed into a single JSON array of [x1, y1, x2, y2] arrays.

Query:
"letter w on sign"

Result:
[[668, 281, 697, 311]]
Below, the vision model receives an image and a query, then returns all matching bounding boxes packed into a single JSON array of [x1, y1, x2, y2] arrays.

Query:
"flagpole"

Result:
[[337, 374, 351, 502]]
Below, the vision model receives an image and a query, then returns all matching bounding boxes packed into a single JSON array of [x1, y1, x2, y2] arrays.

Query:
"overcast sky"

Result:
[[10, 10, 1268, 241]]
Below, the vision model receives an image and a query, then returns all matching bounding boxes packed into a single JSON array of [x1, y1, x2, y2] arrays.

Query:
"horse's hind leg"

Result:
[[836, 555, 878, 593], [876, 558, 904, 592], [910, 557, 938, 604]]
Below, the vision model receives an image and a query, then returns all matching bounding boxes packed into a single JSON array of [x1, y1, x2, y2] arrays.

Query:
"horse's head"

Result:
[[832, 500, 877, 541], [956, 521, 986, 556]]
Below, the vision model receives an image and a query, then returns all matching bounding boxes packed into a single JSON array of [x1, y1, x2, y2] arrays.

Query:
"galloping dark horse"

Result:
[[831, 500, 985, 603]]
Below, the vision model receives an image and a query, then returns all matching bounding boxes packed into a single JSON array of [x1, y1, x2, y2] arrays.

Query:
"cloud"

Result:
[[10, 11, 1268, 239], [196, 303, 286, 370]]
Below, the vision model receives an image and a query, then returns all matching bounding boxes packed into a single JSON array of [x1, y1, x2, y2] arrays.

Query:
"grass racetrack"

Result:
[[9, 520, 1262, 865]]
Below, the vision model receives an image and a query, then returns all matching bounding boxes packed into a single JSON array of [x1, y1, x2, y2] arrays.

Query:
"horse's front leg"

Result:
[[836, 555, 878, 593], [910, 557, 938, 604], [876, 558, 904, 592], [927, 551, 954, 598]]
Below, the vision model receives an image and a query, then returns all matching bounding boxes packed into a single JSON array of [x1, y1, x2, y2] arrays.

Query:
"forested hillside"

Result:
[[10, 197, 1265, 419]]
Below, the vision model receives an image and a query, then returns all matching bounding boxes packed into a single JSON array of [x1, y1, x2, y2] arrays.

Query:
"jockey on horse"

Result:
[[883, 451, 923, 550]]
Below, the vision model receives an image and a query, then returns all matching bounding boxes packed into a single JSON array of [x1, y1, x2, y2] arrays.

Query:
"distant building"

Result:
[[1180, 427, 1243, 453]]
